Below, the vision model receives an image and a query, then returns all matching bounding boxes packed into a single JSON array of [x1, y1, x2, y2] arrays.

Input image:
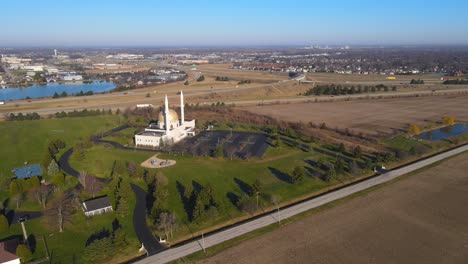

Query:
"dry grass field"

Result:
[[197, 64, 288, 82], [241, 94, 468, 135], [199, 152, 468, 264]]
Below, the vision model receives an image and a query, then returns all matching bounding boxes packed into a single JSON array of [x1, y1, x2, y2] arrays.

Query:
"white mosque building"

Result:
[[135, 91, 195, 148]]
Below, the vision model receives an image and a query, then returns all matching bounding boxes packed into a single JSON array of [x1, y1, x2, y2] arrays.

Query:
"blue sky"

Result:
[[3, 0, 468, 47]]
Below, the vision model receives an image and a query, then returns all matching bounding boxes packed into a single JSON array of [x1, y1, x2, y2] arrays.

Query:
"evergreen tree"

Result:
[[291, 166, 305, 183], [335, 158, 345, 175], [16, 244, 32, 263], [353, 146, 362, 159], [0, 214, 9, 232], [325, 166, 336, 182], [48, 160, 60, 176]]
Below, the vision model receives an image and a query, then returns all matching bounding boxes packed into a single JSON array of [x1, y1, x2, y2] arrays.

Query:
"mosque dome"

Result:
[[158, 109, 179, 122]]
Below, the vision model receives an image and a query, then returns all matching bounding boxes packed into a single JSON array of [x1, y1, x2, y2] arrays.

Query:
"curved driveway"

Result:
[[135, 143, 468, 264], [131, 184, 165, 255]]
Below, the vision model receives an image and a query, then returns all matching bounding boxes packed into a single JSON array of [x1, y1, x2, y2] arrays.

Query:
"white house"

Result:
[[82, 196, 113, 217]]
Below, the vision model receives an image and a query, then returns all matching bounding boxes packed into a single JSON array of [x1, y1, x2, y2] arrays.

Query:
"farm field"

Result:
[[241, 94, 468, 135], [198, 152, 468, 264]]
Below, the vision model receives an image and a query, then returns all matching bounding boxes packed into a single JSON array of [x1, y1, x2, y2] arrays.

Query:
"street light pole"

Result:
[[201, 232, 206, 253], [256, 192, 259, 211]]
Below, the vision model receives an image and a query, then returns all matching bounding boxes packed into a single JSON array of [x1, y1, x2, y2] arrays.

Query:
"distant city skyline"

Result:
[[3, 0, 468, 47]]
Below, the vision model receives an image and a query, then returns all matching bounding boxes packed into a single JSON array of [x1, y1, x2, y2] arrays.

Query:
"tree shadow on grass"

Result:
[[85, 228, 110, 246], [226, 192, 240, 209], [268, 167, 292, 184], [233, 178, 253, 196]]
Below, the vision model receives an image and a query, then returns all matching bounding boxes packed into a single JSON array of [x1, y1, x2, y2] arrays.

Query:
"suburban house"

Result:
[[82, 196, 113, 217], [0, 238, 20, 264]]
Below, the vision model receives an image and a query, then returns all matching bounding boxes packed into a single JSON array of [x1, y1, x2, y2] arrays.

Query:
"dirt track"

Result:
[[200, 153, 468, 264], [241, 94, 468, 135]]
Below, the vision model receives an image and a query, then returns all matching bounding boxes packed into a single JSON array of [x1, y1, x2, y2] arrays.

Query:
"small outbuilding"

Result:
[[82, 196, 113, 217]]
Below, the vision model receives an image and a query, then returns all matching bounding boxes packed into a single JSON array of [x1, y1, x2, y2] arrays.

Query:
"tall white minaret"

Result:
[[164, 94, 169, 133], [54, 49, 57, 57], [180, 90, 184, 125]]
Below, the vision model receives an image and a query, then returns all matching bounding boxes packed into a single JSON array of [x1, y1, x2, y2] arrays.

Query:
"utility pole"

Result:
[[201, 232, 206, 253], [256, 192, 259, 211], [20, 222, 28, 243]]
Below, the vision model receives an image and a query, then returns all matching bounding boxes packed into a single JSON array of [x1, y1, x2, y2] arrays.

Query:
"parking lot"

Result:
[[171, 130, 270, 159]]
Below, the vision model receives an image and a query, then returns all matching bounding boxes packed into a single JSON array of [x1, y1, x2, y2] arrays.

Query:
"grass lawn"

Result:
[[0, 116, 121, 178], [69, 144, 154, 177], [383, 135, 426, 151], [102, 127, 140, 146], [70, 137, 370, 243]]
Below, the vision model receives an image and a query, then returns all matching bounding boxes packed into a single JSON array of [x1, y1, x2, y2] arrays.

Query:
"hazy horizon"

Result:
[[3, 0, 468, 47]]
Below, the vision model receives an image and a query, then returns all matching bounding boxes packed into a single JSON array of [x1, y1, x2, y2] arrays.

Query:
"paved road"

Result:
[[6, 85, 467, 117], [130, 184, 165, 255], [135, 143, 468, 264], [5, 210, 43, 224]]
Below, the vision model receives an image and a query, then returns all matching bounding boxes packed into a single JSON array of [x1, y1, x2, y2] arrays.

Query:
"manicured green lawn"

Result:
[[69, 144, 153, 177], [0, 116, 120, 178], [102, 127, 140, 146], [70, 139, 368, 242]]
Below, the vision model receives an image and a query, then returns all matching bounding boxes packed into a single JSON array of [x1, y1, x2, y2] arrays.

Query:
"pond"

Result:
[[0, 81, 115, 101], [418, 123, 468, 141]]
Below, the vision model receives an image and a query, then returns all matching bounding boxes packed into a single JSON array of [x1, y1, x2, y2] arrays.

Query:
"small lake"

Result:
[[418, 123, 468, 141], [0, 81, 115, 101]]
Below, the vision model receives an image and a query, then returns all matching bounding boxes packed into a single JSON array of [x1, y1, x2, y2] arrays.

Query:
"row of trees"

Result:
[[304, 84, 396, 96], [410, 79, 424, 84], [215, 76, 229, 81], [109, 161, 134, 218], [81, 223, 128, 262], [237, 80, 252, 85], [52, 90, 94, 99], [408, 116, 456, 136], [54, 108, 113, 118], [7, 112, 40, 121], [443, 79, 468, 84]]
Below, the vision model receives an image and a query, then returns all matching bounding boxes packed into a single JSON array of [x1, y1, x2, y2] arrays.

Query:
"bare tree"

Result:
[[30, 185, 52, 209], [156, 212, 170, 239], [168, 212, 177, 239], [48, 193, 73, 232], [79, 172, 101, 198]]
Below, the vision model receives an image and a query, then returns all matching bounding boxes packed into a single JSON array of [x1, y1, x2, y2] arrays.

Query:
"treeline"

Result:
[[115, 85, 136, 91], [410, 79, 424, 84], [7, 112, 40, 121], [176, 181, 220, 223], [215, 76, 229, 81], [443, 79, 468, 85], [304, 84, 396, 96], [238, 80, 251, 85], [52, 90, 94, 99], [54, 108, 114, 118]]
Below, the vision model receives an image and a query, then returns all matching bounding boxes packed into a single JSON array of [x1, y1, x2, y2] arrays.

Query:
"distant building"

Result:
[[0, 238, 20, 264], [63, 74, 83, 81], [82, 196, 113, 217], [12, 164, 42, 179]]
